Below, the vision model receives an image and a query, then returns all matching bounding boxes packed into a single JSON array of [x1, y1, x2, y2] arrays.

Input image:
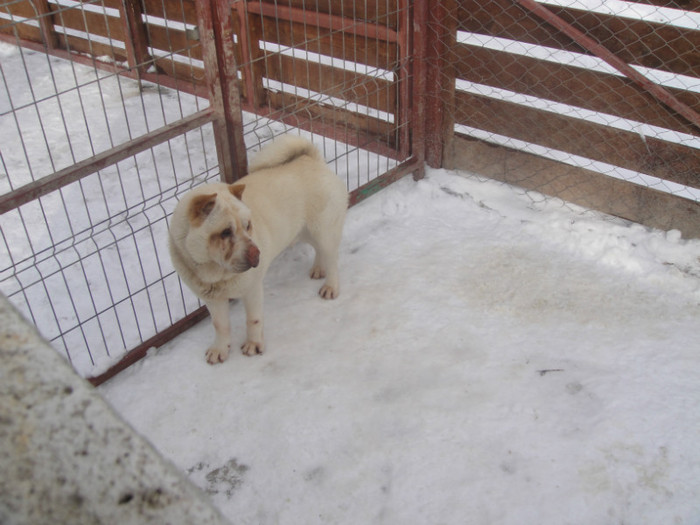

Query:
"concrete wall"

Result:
[[0, 294, 231, 525]]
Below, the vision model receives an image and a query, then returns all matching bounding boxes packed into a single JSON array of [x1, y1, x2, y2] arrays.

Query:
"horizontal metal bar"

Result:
[[244, 1, 399, 43], [349, 156, 422, 206], [87, 305, 210, 386], [0, 108, 216, 214], [243, 101, 404, 161]]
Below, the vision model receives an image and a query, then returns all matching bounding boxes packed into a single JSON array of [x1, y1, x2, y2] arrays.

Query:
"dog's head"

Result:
[[183, 184, 260, 273]]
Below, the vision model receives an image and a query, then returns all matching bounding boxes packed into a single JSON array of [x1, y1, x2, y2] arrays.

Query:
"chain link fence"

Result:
[[424, 0, 700, 236]]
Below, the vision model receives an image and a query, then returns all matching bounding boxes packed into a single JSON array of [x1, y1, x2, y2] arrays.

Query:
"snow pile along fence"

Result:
[[423, 0, 700, 236]]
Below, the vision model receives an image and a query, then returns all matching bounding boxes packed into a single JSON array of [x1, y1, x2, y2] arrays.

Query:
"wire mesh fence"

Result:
[[425, 0, 700, 234], [0, 0, 221, 377], [0, 0, 420, 381], [232, 0, 417, 199]]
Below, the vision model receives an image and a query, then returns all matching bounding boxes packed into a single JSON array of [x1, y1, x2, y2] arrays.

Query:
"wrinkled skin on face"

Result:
[[185, 185, 260, 274]]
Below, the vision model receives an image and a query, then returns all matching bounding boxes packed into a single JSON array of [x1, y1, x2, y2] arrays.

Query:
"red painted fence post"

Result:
[[421, 0, 457, 169], [195, 0, 248, 183]]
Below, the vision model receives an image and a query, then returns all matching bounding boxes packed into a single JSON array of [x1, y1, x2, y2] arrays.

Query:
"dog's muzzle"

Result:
[[246, 243, 260, 268]]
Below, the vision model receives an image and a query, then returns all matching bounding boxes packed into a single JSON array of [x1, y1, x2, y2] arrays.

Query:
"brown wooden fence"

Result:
[[425, 0, 700, 237], [0, 0, 422, 186]]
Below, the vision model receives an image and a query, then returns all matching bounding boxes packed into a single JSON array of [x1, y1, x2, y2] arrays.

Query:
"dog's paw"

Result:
[[241, 340, 264, 356], [310, 266, 326, 280], [318, 284, 339, 300], [205, 346, 230, 364]]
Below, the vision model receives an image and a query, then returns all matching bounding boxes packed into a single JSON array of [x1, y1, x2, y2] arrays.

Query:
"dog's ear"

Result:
[[188, 193, 217, 226], [230, 184, 245, 201]]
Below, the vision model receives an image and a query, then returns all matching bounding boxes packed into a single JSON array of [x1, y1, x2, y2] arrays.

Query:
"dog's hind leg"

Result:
[[307, 223, 343, 300]]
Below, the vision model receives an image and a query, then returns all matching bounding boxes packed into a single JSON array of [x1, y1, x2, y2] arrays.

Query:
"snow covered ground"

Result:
[[101, 169, 700, 524]]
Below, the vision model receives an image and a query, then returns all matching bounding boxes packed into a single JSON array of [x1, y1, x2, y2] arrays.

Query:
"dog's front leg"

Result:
[[204, 298, 231, 364], [241, 282, 264, 356]]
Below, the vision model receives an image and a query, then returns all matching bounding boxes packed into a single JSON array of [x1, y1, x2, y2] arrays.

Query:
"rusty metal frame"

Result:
[[196, 0, 248, 182], [421, 0, 456, 168], [0, 109, 215, 214], [87, 307, 210, 386], [410, 0, 428, 179]]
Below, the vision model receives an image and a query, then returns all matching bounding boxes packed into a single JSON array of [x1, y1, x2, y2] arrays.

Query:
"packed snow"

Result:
[[101, 169, 700, 524]]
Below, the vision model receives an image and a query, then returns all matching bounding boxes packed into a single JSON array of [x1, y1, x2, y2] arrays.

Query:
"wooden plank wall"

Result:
[[435, 0, 700, 237], [0, 0, 205, 94]]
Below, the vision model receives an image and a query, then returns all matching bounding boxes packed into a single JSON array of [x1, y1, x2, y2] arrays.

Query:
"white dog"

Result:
[[168, 136, 348, 363]]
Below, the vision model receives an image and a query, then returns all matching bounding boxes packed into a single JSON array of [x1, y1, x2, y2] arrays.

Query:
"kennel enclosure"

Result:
[[1, 0, 698, 383]]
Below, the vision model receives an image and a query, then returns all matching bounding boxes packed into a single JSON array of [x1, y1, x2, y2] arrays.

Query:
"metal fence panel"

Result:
[[424, 0, 700, 237], [0, 0, 422, 382]]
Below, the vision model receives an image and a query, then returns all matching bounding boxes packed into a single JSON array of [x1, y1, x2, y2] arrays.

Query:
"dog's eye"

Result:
[[245, 221, 252, 233], [220, 227, 233, 239]]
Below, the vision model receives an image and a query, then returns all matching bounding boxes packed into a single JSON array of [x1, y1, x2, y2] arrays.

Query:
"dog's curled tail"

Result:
[[248, 135, 323, 173]]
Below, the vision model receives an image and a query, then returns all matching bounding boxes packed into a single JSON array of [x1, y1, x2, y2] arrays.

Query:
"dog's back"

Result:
[[235, 136, 347, 271], [248, 135, 324, 173]]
